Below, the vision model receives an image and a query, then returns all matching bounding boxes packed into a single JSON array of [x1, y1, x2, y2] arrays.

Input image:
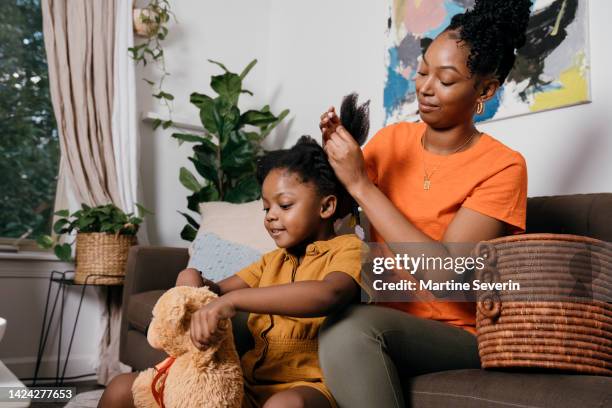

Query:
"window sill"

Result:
[[0, 251, 65, 262]]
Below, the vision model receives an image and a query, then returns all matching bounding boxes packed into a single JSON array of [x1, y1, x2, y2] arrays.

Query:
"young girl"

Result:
[[98, 95, 370, 408]]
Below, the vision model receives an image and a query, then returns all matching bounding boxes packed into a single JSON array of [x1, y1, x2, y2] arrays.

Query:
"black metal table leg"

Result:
[[32, 270, 65, 386], [59, 275, 89, 384]]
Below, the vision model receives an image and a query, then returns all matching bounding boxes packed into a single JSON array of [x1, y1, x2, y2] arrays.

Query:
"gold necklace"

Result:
[[421, 130, 480, 191]]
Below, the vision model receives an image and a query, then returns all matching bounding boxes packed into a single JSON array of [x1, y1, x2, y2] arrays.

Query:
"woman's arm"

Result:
[[190, 272, 359, 348]]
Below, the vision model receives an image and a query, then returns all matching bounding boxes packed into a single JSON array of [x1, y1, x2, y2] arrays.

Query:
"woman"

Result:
[[318, 1, 532, 407]]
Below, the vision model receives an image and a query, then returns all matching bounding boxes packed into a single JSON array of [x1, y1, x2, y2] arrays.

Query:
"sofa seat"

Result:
[[404, 369, 611, 407]]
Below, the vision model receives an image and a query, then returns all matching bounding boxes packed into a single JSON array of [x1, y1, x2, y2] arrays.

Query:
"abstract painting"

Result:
[[383, 0, 591, 124]]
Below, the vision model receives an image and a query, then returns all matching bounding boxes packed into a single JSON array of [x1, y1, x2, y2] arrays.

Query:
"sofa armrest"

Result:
[[121, 245, 189, 368]]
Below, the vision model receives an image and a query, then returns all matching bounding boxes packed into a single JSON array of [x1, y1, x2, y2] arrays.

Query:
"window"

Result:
[[0, 0, 59, 246]]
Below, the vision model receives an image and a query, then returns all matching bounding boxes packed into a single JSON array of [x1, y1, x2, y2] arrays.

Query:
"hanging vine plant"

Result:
[[129, 0, 175, 130]]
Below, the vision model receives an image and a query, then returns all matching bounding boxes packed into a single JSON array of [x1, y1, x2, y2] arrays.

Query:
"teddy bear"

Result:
[[131, 286, 244, 408]]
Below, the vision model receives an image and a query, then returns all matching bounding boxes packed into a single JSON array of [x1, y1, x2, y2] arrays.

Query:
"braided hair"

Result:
[[256, 93, 370, 221], [445, 0, 532, 83]]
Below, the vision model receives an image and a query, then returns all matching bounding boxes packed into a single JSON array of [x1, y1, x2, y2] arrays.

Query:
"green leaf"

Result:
[[77, 217, 95, 230], [53, 218, 69, 234], [135, 203, 154, 217], [54, 209, 70, 217], [210, 72, 242, 106], [143, 78, 155, 86], [54, 243, 73, 262], [260, 109, 290, 139], [240, 89, 254, 96], [224, 175, 260, 203], [213, 99, 239, 148], [239, 59, 257, 80], [190, 93, 218, 133], [153, 91, 174, 101], [190, 92, 213, 108], [171, 133, 210, 145], [188, 156, 217, 187], [221, 134, 257, 177], [179, 167, 203, 192], [187, 184, 220, 211], [152, 118, 162, 130], [178, 211, 200, 229], [207, 59, 229, 73], [162, 120, 173, 129], [180, 224, 198, 242], [239, 110, 278, 128], [37, 235, 54, 249]]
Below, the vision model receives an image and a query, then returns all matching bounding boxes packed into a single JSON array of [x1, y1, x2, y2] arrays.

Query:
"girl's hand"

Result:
[[190, 297, 236, 349], [320, 106, 341, 144], [324, 126, 370, 195]]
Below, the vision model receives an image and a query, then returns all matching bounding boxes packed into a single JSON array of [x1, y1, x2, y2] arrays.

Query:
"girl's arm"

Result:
[[189, 272, 359, 348], [175, 268, 250, 294]]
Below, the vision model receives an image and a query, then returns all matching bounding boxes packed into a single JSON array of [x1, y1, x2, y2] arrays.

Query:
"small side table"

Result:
[[32, 271, 123, 386]]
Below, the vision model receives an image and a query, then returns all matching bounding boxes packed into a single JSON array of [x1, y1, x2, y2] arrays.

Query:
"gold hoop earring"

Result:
[[476, 101, 484, 115]]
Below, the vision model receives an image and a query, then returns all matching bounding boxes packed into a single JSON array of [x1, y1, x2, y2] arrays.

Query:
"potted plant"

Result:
[[130, 0, 175, 130], [173, 59, 289, 241], [37, 204, 148, 284]]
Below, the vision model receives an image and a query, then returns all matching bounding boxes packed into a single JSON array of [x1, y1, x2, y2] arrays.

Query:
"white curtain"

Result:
[[43, 0, 149, 385], [95, 0, 152, 385], [112, 0, 148, 230]]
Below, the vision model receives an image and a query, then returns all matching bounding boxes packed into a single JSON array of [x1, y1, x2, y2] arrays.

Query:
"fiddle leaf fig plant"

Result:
[[36, 204, 150, 262], [173, 59, 289, 241]]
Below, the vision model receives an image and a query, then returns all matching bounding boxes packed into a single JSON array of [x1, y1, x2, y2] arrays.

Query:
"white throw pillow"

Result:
[[187, 200, 277, 281]]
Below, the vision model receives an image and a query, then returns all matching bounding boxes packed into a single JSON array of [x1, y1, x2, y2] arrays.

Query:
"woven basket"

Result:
[[474, 233, 612, 376], [75, 232, 137, 285]]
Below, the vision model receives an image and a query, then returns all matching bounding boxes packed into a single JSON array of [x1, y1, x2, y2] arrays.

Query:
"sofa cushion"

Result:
[[126, 290, 165, 333], [404, 369, 612, 408]]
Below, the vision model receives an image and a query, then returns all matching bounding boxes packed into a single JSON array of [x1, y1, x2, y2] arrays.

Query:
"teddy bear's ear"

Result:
[[163, 290, 190, 331]]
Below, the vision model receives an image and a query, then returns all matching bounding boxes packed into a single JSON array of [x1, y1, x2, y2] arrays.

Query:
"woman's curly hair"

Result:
[[256, 93, 370, 220], [446, 0, 532, 83]]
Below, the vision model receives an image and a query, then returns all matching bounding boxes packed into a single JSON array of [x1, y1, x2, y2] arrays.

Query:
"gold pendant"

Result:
[[423, 178, 431, 190]]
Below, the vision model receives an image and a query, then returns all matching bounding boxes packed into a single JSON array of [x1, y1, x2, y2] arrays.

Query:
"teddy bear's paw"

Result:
[[132, 368, 158, 408]]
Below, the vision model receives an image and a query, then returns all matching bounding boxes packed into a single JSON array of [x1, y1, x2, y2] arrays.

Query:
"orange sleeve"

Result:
[[235, 250, 276, 288], [462, 152, 527, 234], [322, 238, 372, 301], [362, 127, 389, 185]]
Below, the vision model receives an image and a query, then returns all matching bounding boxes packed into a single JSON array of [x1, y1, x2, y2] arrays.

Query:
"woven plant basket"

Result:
[[474, 233, 612, 376], [75, 232, 137, 285]]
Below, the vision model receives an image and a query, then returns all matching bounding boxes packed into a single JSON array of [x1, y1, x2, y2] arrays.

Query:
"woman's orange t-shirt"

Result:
[[363, 121, 528, 334]]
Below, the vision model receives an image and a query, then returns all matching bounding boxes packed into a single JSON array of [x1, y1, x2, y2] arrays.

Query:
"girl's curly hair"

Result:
[[445, 0, 532, 83], [256, 93, 370, 220]]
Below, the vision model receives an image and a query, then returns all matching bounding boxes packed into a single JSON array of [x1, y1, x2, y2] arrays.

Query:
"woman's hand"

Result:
[[324, 125, 370, 195], [190, 296, 236, 349], [320, 106, 340, 144]]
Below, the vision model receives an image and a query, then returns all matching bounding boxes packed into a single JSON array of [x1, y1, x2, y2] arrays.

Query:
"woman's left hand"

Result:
[[190, 296, 236, 349], [324, 126, 369, 194]]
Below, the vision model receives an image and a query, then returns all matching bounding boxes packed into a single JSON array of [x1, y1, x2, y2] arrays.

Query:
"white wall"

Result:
[[0, 256, 103, 382], [141, 0, 612, 246]]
